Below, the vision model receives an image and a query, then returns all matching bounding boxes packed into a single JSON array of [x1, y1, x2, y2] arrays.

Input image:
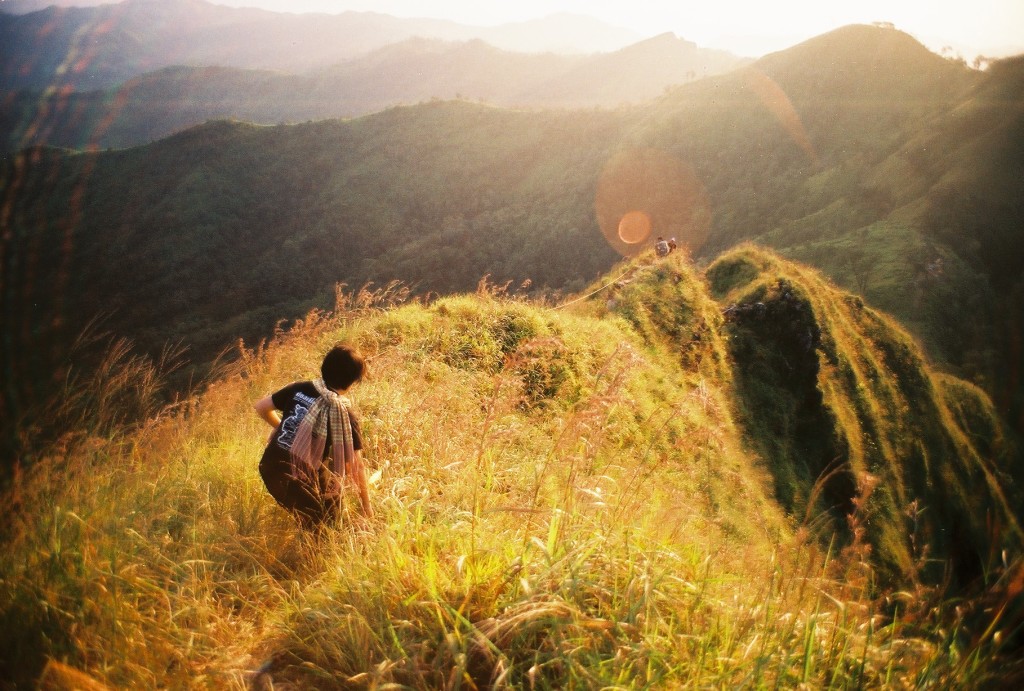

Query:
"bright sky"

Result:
[[216, 0, 1024, 58]]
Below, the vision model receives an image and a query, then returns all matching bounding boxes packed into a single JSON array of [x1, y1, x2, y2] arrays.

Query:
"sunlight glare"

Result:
[[743, 68, 819, 167], [617, 210, 652, 245], [596, 149, 711, 258]]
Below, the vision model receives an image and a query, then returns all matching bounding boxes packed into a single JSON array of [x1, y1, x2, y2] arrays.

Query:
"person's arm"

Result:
[[347, 450, 373, 517], [254, 395, 282, 443]]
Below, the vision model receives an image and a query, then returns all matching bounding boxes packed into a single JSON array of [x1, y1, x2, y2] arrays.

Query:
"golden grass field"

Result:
[[2, 250, 1020, 689]]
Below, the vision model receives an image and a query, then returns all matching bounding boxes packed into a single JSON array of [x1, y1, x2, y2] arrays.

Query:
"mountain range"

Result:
[[0, 0, 646, 58], [2, 22, 1022, 458], [2, 31, 746, 152], [0, 0, 650, 93]]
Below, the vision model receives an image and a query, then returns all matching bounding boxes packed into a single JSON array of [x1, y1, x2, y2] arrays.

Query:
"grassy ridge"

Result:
[[708, 246, 1022, 587], [1, 252, 1021, 688]]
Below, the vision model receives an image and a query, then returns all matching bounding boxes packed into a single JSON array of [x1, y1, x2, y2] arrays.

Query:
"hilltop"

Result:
[[1, 249, 1020, 687]]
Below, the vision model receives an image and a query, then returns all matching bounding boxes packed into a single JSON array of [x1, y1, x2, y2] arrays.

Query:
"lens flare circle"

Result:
[[595, 148, 712, 258], [617, 210, 651, 245]]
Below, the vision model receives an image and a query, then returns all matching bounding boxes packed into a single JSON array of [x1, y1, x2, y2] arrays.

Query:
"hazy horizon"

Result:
[[2, 0, 1023, 59], [149, 0, 1024, 59]]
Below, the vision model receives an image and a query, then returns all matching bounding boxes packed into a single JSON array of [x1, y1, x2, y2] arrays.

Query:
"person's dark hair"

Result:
[[321, 344, 365, 391]]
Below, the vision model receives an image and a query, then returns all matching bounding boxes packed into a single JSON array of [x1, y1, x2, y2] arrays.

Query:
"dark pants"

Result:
[[259, 448, 340, 527]]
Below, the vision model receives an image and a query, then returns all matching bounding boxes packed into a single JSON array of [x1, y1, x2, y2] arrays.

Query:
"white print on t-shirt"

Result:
[[276, 392, 318, 450]]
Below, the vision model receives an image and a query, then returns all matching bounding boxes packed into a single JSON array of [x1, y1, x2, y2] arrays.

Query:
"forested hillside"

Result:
[[626, 26, 1024, 424], [3, 24, 1023, 457]]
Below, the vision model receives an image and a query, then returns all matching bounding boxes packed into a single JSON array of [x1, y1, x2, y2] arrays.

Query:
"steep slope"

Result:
[[752, 52, 1024, 428], [913, 56, 1024, 427], [0, 104, 624, 350], [5, 25, 972, 385], [706, 246, 1022, 586]]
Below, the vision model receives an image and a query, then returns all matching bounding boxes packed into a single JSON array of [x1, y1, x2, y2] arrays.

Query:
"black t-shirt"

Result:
[[264, 381, 362, 464]]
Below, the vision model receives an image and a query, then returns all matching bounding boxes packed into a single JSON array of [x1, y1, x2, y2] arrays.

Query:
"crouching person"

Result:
[[254, 344, 373, 528]]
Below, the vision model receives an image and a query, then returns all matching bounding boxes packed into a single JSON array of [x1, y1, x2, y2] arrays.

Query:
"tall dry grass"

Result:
[[1, 278, 1018, 688]]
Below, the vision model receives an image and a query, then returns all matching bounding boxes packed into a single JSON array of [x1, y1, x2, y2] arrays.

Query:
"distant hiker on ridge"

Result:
[[655, 236, 670, 257], [254, 343, 373, 528]]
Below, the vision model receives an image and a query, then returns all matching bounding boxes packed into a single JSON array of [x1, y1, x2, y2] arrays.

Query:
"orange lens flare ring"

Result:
[[617, 210, 652, 245], [595, 148, 711, 258]]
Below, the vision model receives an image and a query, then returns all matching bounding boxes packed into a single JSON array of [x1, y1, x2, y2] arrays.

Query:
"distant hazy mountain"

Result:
[[0, 0, 647, 93], [1, 32, 748, 151], [0, 0, 465, 90], [521, 32, 745, 106], [0, 0, 644, 56], [0, 0, 111, 10]]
